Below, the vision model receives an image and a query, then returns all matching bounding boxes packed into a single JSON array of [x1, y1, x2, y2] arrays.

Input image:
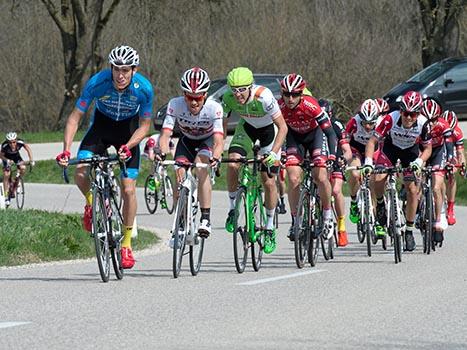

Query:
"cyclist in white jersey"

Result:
[[159, 67, 224, 237]]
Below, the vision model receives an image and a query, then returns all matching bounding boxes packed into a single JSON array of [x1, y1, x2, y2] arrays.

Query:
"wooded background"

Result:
[[1, 0, 466, 131]]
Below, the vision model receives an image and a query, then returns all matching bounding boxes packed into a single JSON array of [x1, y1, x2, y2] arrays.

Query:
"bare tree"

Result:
[[40, 0, 121, 129], [418, 0, 467, 67]]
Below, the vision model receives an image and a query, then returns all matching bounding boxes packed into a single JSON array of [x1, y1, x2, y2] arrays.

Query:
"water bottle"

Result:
[[148, 177, 156, 191]]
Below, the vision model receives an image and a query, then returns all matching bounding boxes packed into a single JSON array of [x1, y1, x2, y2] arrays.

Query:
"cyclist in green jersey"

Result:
[[223, 67, 288, 254]]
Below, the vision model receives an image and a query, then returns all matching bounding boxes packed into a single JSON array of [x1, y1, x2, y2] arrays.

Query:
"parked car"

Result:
[[154, 74, 285, 135], [384, 57, 467, 118]]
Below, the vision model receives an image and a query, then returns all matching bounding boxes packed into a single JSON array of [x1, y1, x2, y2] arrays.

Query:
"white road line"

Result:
[[237, 269, 326, 286], [0, 322, 31, 329]]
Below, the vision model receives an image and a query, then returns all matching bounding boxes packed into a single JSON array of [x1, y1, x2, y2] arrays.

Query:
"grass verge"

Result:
[[0, 209, 158, 266]]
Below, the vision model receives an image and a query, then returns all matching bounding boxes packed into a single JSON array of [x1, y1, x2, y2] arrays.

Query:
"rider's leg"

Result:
[[121, 177, 137, 248], [286, 165, 302, 219], [75, 165, 92, 204], [446, 174, 457, 225], [332, 175, 348, 246], [261, 170, 278, 230], [404, 178, 419, 250], [226, 152, 242, 210], [312, 166, 333, 221], [3, 169, 10, 196], [348, 157, 362, 223]]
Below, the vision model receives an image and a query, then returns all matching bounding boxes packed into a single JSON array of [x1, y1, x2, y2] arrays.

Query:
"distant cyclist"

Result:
[[143, 133, 175, 161], [158, 67, 224, 238], [223, 67, 287, 254], [1, 132, 34, 205], [56, 45, 154, 269]]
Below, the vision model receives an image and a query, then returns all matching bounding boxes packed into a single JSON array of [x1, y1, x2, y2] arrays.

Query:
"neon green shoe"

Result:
[[349, 201, 359, 224], [263, 229, 277, 254], [225, 209, 235, 233], [375, 225, 387, 237]]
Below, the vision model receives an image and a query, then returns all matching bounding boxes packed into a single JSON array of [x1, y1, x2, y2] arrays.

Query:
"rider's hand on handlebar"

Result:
[[55, 150, 71, 167], [263, 152, 279, 167], [409, 157, 423, 175], [360, 164, 374, 177], [118, 145, 132, 162], [209, 157, 220, 168], [155, 151, 166, 162]]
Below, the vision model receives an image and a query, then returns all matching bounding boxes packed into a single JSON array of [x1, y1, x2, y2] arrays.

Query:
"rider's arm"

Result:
[[23, 143, 33, 162], [419, 121, 432, 163], [125, 117, 151, 150], [222, 115, 229, 140], [341, 142, 353, 162], [0, 151, 7, 162], [63, 108, 85, 152], [271, 112, 288, 155], [212, 104, 225, 159], [317, 113, 337, 159], [212, 133, 224, 160], [364, 136, 378, 164], [159, 128, 173, 155]]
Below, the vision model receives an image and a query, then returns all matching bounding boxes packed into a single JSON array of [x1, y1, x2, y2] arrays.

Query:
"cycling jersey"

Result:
[[452, 125, 464, 150], [76, 68, 154, 121], [222, 85, 280, 128], [346, 114, 382, 146], [279, 95, 330, 134], [1, 139, 25, 159], [162, 97, 224, 140], [430, 118, 453, 148], [374, 111, 431, 149]]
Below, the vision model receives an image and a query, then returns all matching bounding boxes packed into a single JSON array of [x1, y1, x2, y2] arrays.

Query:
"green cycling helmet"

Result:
[[227, 67, 254, 87]]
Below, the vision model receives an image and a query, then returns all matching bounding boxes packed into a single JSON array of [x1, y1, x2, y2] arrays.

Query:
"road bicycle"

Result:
[[164, 160, 216, 278], [224, 145, 274, 273], [293, 159, 334, 269], [3, 161, 32, 209], [144, 159, 175, 215], [63, 155, 126, 282], [417, 166, 435, 254]]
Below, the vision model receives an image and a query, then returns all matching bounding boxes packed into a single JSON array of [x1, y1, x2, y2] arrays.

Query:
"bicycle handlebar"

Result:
[[62, 155, 127, 184]]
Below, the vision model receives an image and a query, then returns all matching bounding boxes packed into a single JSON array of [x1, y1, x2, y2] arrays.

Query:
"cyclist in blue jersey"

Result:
[[56, 45, 154, 269]]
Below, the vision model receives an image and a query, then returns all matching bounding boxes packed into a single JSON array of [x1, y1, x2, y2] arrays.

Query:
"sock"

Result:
[[280, 196, 285, 205], [228, 191, 237, 210], [350, 195, 357, 202], [85, 190, 93, 206], [201, 208, 210, 222], [323, 207, 332, 220], [266, 208, 275, 230], [291, 213, 296, 226], [122, 225, 132, 248], [447, 201, 455, 211], [406, 220, 414, 233], [377, 197, 385, 205], [337, 216, 346, 232]]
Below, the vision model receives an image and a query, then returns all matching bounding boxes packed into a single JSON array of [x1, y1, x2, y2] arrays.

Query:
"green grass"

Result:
[[0, 209, 158, 266]]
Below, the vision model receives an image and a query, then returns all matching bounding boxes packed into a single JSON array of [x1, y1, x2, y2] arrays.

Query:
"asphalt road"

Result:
[[1, 183, 467, 349]]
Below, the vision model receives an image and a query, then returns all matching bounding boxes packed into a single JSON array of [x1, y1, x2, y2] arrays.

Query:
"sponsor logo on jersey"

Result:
[[130, 96, 138, 101], [134, 82, 140, 89], [100, 95, 111, 100]]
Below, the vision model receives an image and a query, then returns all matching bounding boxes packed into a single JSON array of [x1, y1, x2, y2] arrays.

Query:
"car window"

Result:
[[255, 77, 283, 97], [446, 63, 467, 82], [406, 61, 452, 83]]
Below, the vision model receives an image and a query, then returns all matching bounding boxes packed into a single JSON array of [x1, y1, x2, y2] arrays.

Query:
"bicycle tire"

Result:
[[163, 174, 175, 214], [363, 188, 372, 257], [144, 174, 158, 214], [251, 192, 265, 272], [389, 189, 402, 264], [320, 234, 333, 261], [173, 187, 188, 278], [15, 177, 25, 209], [189, 198, 205, 276], [109, 192, 123, 280], [294, 189, 311, 268], [112, 175, 123, 210], [233, 187, 248, 273], [92, 188, 111, 282], [425, 188, 433, 255], [308, 191, 321, 267]]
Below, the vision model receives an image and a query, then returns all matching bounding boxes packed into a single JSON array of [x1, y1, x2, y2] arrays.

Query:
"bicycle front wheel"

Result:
[[173, 187, 188, 278], [144, 174, 158, 214], [92, 188, 111, 282], [163, 174, 175, 214], [251, 192, 265, 272], [294, 189, 311, 268], [233, 187, 249, 273], [424, 190, 433, 255], [15, 177, 25, 209], [109, 192, 123, 280], [389, 190, 402, 264], [189, 199, 205, 276]]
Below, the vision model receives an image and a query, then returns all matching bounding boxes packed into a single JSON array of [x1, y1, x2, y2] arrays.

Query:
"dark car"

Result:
[[384, 57, 467, 118], [154, 74, 285, 134]]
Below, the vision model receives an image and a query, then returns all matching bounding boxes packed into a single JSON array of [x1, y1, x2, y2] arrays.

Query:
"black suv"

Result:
[[154, 74, 284, 135], [384, 57, 467, 118]]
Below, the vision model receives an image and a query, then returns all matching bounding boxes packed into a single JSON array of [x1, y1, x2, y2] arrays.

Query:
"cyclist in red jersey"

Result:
[[362, 91, 432, 251], [442, 110, 465, 225], [278, 74, 338, 241], [421, 98, 454, 243]]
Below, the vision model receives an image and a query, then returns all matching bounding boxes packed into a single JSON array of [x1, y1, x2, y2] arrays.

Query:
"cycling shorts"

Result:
[[375, 142, 419, 182], [78, 109, 141, 179], [285, 128, 327, 167], [2, 155, 23, 169], [426, 146, 446, 177], [229, 119, 278, 174], [175, 136, 212, 163]]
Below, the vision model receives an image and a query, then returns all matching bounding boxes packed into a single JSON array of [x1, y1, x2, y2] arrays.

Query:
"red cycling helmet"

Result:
[[421, 98, 442, 121], [400, 91, 423, 113], [442, 110, 458, 130], [375, 98, 389, 115], [180, 67, 211, 94], [280, 73, 306, 93]]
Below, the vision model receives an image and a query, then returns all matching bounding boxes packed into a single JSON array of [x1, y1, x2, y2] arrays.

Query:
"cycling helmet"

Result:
[[359, 99, 380, 122], [421, 98, 442, 121], [180, 67, 210, 94], [318, 98, 334, 118], [442, 110, 458, 129], [375, 98, 390, 115], [108, 45, 140, 67], [280, 74, 306, 93], [400, 91, 423, 112], [227, 67, 254, 87], [6, 132, 17, 141]]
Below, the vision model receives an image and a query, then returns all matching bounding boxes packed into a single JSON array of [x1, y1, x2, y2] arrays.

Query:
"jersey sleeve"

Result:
[[138, 80, 154, 119], [221, 93, 233, 118], [420, 120, 432, 144], [75, 71, 103, 113], [345, 117, 357, 137], [162, 99, 176, 132], [374, 114, 393, 140], [259, 88, 280, 118], [212, 102, 224, 135]]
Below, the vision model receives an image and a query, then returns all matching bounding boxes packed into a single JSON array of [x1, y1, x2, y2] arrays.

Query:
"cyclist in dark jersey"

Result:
[[56, 45, 154, 269], [1, 132, 34, 205]]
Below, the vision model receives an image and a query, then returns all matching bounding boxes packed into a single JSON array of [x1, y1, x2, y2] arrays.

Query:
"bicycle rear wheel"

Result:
[[173, 187, 188, 278], [112, 175, 123, 210], [144, 174, 158, 214], [233, 187, 249, 273], [109, 192, 123, 280], [424, 191, 433, 255], [308, 195, 321, 267], [251, 192, 265, 272], [189, 199, 205, 276], [163, 174, 175, 214], [92, 188, 111, 282], [15, 177, 25, 209], [294, 189, 311, 268]]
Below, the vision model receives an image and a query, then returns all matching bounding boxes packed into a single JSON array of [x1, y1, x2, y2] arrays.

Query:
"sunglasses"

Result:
[[282, 91, 302, 98], [361, 121, 376, 126], [402, 111, 418, 118], [230, 86, 250, 94], [184, 93, 205, 102]]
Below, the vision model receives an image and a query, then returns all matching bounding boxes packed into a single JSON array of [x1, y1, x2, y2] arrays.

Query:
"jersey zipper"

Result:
[[117, 92, 122, 121]]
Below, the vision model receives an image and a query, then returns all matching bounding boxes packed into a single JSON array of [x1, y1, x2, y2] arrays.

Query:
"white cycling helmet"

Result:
[[108, 45, 140, 67], [6, 132, 17, 141], [180, 67, 211, 94], [359, 99, 380, 122]]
